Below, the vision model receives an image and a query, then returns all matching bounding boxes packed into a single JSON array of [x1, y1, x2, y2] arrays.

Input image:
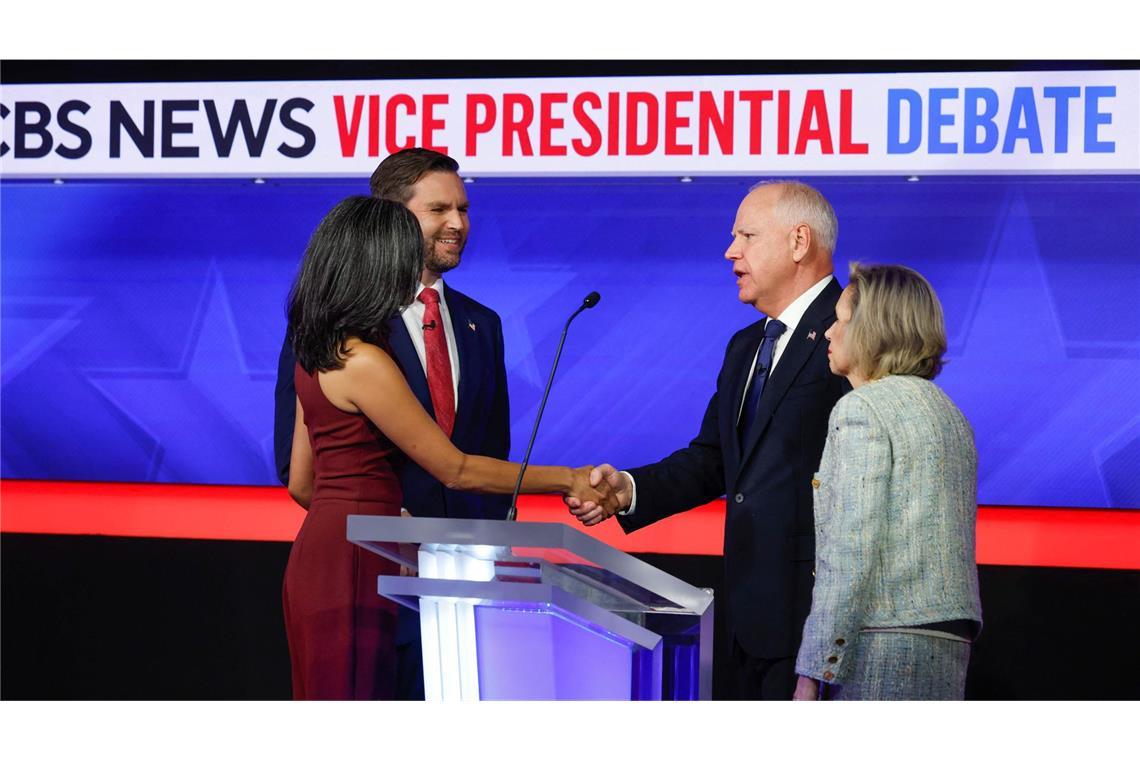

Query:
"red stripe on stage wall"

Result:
[[1, 479, 1137, 570]]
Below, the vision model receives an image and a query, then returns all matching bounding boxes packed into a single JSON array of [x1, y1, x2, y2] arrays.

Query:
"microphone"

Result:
[[506, 291, 601, 521], [423, 320, 437, 331]]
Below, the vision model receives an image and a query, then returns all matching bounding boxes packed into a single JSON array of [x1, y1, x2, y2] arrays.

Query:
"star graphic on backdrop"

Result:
[[85, 263, 277, 484], [938, 190, 1140, 508], [456, 210, 581, 390], [460, 267, 579, 454], [468, 199, 738, 465], [2, 297, 89, 384]]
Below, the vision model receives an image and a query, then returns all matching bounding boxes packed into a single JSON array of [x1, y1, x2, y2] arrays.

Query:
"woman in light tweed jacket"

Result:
[[793, 263, 982, 701]]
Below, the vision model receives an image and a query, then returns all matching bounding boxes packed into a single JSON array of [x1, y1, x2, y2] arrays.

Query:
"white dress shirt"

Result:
[[623, 274, 836, 515], [735, 274, 835, 423], [399, 280, 461, 410]]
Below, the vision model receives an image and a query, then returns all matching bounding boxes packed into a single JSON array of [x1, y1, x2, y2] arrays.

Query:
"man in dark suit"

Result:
[[273, 148, 511, 699], [568, 181, 849, 700]]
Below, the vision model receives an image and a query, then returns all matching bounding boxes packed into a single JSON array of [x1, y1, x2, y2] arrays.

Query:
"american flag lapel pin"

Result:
[[468, 319, 477, 332], [807, 330, 817, 341]]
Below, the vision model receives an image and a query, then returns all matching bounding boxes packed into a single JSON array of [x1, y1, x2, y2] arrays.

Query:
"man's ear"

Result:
[[790, 223, 812, 263]]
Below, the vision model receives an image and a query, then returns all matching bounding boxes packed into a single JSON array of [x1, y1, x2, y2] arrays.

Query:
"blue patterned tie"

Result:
[[739, 318, 787, 445]]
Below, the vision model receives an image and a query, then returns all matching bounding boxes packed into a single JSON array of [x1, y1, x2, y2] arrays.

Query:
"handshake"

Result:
[[565, 464, 633, 527]]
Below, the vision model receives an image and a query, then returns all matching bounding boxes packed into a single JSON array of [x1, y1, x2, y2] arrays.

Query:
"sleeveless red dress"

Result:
[[283, 360, 402, 700]]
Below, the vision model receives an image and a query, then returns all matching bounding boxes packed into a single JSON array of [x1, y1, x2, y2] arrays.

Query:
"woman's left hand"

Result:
[[792, 675, 820, 701]]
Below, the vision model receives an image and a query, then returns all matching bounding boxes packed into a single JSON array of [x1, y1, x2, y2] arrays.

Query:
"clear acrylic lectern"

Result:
[[347, 516, 713, 701]]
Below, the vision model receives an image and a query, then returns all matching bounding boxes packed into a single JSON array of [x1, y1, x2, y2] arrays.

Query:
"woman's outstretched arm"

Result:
[[322, 342, 609, 506]]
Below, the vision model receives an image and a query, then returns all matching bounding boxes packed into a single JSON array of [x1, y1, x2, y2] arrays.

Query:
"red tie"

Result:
[[417, 288, 455, 438]]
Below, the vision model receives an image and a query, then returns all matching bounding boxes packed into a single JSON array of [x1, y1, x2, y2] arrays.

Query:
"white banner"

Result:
[[2, 70, 1138, 177]]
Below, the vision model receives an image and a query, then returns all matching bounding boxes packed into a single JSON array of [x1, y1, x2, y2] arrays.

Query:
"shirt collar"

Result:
[[413, 278, 446, 300], [770, 274, 834, 334], [403, 279, 447, 314]]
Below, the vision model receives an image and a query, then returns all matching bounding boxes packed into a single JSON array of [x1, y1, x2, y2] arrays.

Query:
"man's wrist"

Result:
[[618, 470, 637, 515]]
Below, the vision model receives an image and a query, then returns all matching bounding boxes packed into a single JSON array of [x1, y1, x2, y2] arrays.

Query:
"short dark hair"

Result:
[[369, 148, 460, 202], [287, 196, 423, 372]]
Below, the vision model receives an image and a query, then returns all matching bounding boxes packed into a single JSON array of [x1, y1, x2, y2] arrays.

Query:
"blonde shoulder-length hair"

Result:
[[847, 263, 947, 381]]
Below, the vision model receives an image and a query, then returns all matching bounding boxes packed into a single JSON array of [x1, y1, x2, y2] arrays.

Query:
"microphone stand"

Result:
[[505, 292, 600, 521]]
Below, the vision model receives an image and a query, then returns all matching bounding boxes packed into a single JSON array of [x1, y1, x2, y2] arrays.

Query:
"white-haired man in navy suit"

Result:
[[568, 181, 850, 699]]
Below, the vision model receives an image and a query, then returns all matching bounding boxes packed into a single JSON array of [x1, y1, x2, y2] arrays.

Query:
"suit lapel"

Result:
[[444, 283, 477, 436], [738, 278, 842, 468], [387, 314, 433, 413]]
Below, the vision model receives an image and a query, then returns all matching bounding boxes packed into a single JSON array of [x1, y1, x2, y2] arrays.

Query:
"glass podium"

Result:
[[347, 515, 713, 701]]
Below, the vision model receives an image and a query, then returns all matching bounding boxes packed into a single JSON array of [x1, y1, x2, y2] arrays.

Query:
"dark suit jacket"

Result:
[[273, 283, 512, 520], [618, 279, 848, 659]]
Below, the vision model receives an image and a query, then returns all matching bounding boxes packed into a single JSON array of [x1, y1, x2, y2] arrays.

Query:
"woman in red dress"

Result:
[[281, 196, 610, 700]]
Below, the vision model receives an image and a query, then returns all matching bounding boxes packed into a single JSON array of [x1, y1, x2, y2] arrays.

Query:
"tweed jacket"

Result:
[[795, 374, 983, 684]]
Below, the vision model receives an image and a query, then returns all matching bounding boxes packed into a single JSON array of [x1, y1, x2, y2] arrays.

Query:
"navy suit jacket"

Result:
[[618, 279, 849, 659], [273, 283, 512, 520]]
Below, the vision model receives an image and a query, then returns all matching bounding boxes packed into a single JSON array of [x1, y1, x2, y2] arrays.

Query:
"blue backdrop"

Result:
[[2, 176, 1138, 508]]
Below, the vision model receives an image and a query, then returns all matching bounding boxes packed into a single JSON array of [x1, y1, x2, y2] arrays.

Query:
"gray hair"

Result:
[[749, 180, 838, 253]]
